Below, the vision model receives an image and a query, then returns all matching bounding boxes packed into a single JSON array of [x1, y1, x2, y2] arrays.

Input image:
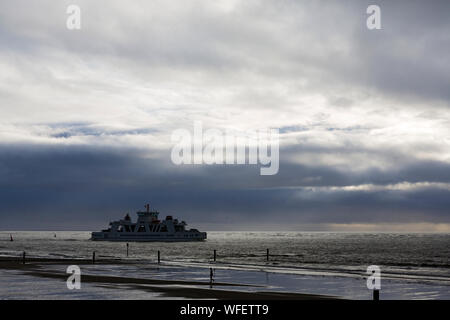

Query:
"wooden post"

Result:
[[373, 289, 380, 301], [266, 248, 269, 261], [157, 250, 160, 264], [92, 251, 96, 264], [213, 249, 216, 262], [126, 243, 129, 257], [22, 251, 26, 264]]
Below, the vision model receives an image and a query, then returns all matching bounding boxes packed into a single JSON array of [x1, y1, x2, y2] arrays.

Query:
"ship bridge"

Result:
[[136, 204, 160, 223]]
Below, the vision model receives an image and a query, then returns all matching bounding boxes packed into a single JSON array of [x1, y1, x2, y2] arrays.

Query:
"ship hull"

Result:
[[91, 231, 207, 242]]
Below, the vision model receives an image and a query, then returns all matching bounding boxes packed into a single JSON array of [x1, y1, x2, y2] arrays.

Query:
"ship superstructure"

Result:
[[91, 204, 207, 242]]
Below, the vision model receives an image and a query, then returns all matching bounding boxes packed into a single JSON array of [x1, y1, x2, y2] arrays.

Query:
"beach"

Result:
[[1, 231, 449, 300], [0, 257, 337, 300]]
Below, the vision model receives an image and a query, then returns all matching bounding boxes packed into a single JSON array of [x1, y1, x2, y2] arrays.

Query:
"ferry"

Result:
[[91, 204, 207, 242]]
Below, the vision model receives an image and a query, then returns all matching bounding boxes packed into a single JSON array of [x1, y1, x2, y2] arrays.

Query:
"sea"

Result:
[[0, 231, 449, 300]]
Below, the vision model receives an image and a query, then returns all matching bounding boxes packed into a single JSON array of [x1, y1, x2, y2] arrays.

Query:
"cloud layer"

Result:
[[0, 0, 449, 230]]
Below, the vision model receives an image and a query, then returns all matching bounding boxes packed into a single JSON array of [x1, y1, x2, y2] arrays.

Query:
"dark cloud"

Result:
[[0, 144, 449, 230], [1, 0, 449, 104], [351, 0, 450, 103]]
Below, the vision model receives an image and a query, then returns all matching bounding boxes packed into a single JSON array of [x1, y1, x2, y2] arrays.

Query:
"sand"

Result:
[[0, 257, 338, 300]]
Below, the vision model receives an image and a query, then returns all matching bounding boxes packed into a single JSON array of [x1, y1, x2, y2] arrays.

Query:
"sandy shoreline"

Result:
[[0, 257, 338, 300]]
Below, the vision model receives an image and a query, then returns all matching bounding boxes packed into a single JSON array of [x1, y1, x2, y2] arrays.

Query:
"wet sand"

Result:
[[0, 257, 338, 300]]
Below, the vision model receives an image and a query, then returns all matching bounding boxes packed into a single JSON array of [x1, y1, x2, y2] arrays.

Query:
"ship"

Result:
[[91, 204, 207, 242]]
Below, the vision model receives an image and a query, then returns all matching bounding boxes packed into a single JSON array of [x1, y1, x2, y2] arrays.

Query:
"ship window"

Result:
[[160, 226, 168, 232], [137, 225, 146, 232]]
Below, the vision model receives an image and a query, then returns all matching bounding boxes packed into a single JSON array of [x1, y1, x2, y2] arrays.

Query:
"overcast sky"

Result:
[[1, 0, 450, 231]]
